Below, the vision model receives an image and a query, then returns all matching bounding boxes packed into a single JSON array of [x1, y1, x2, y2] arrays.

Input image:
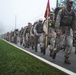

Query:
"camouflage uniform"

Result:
[[24, 23, 32, 48], [30, 24, 35, 50], [43, 12, 56, 56], [10, 31, 14, 43], [6, 32, 10, 41], [23, 26, 27, 48], [51, 3, 76, 64], [13, 29, 19, 44], [34, 20, 46, 54], [19, 27, 24, 45]]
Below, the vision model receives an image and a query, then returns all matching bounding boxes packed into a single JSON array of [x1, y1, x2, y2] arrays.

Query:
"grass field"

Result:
[[0, 39, 68, 75]]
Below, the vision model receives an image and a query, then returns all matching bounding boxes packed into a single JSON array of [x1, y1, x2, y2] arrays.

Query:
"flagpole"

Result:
[[46, 8, 49, 47], [44, 0, 50, 47], [15, 15, 17, 30], [56, 0, 58, 7]]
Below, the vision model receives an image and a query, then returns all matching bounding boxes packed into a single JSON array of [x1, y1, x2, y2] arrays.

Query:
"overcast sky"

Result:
[[0, 0, 56, 34]]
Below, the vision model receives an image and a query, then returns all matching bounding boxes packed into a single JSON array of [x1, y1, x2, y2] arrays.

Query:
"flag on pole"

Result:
[[44, 0, 51, 47], [44, 0, 50, 18]]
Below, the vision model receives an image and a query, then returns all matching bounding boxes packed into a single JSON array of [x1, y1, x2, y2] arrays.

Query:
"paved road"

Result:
[[16, 43, 76, 73]]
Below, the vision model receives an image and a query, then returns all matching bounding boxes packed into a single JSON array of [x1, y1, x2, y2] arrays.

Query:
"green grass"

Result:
[[0, 39, 68, 75]]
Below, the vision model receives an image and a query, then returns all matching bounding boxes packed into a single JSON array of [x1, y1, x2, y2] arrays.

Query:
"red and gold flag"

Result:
[[44, 0, 50, 18]]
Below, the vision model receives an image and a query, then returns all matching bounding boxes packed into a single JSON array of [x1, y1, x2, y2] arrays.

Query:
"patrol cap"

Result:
[[28, 22, 32, 26], [28, 22, 31, 24], [38, 19, 43, 22], [15, 29, 18, 31]]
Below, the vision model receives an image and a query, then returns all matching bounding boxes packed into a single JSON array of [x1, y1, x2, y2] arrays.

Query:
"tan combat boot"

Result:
[[64, 57, 71, 64]]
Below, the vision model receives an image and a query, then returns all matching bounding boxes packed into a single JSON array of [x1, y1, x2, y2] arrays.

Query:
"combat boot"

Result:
[[40, 47, 43, 53], [51, 51, 56, 59], [43, 48, 46, 55], [35, 46, 37, 52], [75, 51, 76, 54], [64, 57, 71, 64], [32, 46, 34, 50], [49, 49, 53, 56]]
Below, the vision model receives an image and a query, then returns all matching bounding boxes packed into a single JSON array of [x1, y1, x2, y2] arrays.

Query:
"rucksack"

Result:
[[54, 7, 75, 26], [26, 26, 30, 33], [32, 26, 34, 34], [54, 7, 63, 21], [36, 23, 43, 33], [60, 8, 75, 26]]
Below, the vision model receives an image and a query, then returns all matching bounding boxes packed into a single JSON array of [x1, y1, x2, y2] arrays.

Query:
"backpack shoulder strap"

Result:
[[61, 7, 65, 17], [60, 8, 65, 26], [60, 7, 66, 21], [71, 10, 75, 17]]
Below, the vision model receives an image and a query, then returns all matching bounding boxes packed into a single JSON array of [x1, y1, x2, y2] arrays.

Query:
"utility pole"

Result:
[[15, 15, 17, 30], [56, 0, 58, 7]]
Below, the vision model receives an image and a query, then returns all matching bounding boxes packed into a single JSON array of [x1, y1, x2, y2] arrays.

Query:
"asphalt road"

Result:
[[16, 43, 76, 73]]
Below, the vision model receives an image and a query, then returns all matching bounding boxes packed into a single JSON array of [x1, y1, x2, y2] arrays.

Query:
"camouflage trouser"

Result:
[[11, 36, 14, 43], [73, 31, 76, 54], [39, 33, 46, 48], [20, 36, 23, 45], [30, 35, 34, 49], [14, 36, 17, 44], [23, 36, 26, 47], [54, 27, 73, 58], [25, 33, 30, 47], [48, 31, 56, 51], [34, 33, 46, 52]]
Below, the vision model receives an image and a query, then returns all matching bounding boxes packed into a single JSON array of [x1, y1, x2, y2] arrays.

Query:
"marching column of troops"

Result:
[[2, 0, 76, 64]]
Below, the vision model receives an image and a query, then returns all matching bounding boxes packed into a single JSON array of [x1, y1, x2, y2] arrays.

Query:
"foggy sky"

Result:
[[0, 0, 56, 34]]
